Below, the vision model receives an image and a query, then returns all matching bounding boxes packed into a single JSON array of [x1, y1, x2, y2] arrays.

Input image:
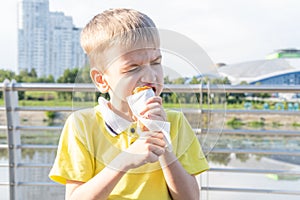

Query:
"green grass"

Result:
[[292, 122, 300, 127], [226, 117, 245, 129], [0, 97, 295, 111], [19, 99, 73, 107], [248, 121, 265, 128]]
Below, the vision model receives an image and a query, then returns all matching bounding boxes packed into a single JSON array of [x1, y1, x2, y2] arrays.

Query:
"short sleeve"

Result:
[[169, 111, 209, 175], [49, 114, 94, 185]]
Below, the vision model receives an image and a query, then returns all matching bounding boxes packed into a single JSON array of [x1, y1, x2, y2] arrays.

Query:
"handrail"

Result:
[[201, 187, 300, 195], [1, 83, 300, 93], [8, 125, 300, 137], [2, 106, 300, 115]]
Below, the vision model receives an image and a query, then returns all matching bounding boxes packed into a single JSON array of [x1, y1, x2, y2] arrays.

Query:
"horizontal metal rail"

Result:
[[0, 163, 9, 167], [0, 163, 299, 176], [3, 106, 300, 116], [1, 83, 300, 93], [0, 182, 299, 196], [0, 125, 7, 130], [208, 167, 300, 175], [0, 182, 10, 186], [16, 125, 63, 131], [10, 125, 300, 137], [197, 129, 300, 137], [15, 144, 57, 150], [15, 106, 75, 112], [11, 144, 300, 156], [206, 148, 300, 156], [201, 186, 300, 195], [16, 182, 59, 186], [0, 144, 8, 149]]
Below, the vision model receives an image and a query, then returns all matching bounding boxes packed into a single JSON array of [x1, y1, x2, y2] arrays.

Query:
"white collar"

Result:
[[96, 97, 132, 137]]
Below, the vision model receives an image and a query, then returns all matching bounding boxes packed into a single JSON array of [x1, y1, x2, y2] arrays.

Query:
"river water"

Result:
[[0, 154, 300, 200], [0, 111, 299, 200]]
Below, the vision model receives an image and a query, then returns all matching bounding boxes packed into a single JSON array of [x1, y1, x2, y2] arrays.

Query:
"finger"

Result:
[[143, 131, 164, 139], [147, 152, 160, 163], [147, 136, 166, 148], [146, 96, 163, 105], [142, 109, 166, 121], [152, 147, 165, 157], [140, 102, 162, 116]]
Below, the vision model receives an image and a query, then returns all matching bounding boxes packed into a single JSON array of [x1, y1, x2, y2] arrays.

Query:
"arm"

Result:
[[142, 96, 202, 199], [159, 151, 200, 200], [65, 165, 126, 200], [65, 131, 166, 200]]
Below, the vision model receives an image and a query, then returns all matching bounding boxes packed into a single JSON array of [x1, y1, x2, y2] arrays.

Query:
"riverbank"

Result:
[[0, 109, 300, 130]]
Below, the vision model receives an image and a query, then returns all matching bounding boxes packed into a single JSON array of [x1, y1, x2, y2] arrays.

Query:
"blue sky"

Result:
[[1, 0, 300, 75]]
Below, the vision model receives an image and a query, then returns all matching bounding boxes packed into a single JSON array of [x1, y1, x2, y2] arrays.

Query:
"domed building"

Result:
[[218, 49, 300, 85]]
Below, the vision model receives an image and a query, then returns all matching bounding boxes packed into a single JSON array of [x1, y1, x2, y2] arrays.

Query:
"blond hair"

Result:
[[80, 8, 160, 69]]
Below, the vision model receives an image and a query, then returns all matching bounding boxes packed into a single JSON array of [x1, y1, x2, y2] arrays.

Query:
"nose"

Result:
[[140, 65, 157, 83]]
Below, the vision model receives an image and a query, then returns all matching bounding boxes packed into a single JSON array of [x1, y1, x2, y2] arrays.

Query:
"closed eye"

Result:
[[126, 66, 140, 73], [151, 55, 162, 66], [151, 62, 161, 66]]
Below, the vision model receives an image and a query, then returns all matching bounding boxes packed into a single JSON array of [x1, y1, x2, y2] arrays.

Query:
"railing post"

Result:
[[4, 79, 21, 200]]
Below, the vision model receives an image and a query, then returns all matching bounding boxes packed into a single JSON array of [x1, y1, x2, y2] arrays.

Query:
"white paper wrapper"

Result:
[[127, 89, 172, 151]]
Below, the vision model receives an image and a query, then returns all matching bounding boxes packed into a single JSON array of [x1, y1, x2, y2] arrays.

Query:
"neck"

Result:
[[109, 98, 134, 122]]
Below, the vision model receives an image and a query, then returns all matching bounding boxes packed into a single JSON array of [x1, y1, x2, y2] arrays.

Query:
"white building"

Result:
[[18, 0, 86, 80], [18, 0, 50, 77], [218, 49, 300, 86]]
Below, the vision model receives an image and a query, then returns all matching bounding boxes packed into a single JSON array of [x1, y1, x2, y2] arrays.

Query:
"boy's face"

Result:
[[102, 48, 164, 103]]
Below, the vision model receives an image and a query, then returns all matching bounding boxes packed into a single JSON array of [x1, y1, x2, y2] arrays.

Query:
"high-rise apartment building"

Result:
[[18, 0, 86, 80]]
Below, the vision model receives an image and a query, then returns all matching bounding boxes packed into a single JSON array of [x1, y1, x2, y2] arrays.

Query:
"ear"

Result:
[[90, 68, 109, 93]]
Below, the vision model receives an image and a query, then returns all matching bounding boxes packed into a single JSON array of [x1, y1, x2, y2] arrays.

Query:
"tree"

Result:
[[57, 68, 79, 83], [38, 75, 55, 83], [57, 67, 94, 101], [172, 77, 186, 84], [189, 76, 200, 84], [16, 69, 39, 83], [0, 69, 16, 81], [0, 69, 16, 98], [164, 76, 172, 84]]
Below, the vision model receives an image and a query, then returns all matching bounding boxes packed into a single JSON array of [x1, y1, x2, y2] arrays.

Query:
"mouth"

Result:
[[145, 84, 156, 93], [151, 86, 156, 93], [133, 85, 156, 94]]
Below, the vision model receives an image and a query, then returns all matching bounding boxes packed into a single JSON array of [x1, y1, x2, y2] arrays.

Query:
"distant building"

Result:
[[218, 49, 300, 85], [266, 48, 300, 59], [18, 0, 86, 80]]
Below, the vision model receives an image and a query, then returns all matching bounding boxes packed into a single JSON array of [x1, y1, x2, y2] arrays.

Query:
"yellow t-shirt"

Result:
[[49, 107, 209, 199]]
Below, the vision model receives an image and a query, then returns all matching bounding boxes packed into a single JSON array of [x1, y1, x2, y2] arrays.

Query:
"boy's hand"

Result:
[[116, 131, 166, 170], [139, 96, 166, 121]]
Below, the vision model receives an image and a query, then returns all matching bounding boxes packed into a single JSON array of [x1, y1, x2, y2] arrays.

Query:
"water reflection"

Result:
[[0, 110, 299, 199]]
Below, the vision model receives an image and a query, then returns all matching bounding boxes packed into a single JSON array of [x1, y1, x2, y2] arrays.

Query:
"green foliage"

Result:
[[292, 122, 300, 127], [272, 121, 283, 128], [248, 120, 265, 128], [0, 69, 16, 81], [207, 153, 231, 165], [45, 111, 56, 121], [0, 69, 16, 98], [164, 76, 172, 84], [172, 77, 186, 84], [56, 66, 92, 101], [16, 69, 38, 82], [226, 117, 245, 129], [57, 68, 79, 83], [38, 75, 55, 83], [189, 76, 200, 84]]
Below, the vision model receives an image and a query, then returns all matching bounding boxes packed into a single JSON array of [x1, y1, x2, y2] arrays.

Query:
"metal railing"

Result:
[[1, 80, 300, 199]]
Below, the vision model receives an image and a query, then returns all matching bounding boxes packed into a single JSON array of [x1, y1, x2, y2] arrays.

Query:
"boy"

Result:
[[49, 8, 209, 200]]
